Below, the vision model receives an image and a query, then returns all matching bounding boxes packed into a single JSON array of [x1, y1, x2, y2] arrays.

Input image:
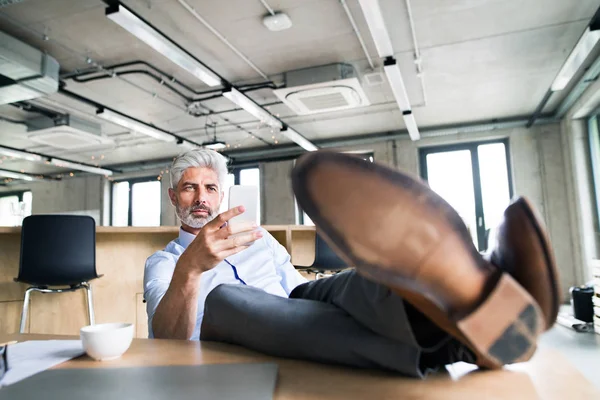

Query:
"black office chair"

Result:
[[14, 215, 102, 333], [298, 232, 349, 279]]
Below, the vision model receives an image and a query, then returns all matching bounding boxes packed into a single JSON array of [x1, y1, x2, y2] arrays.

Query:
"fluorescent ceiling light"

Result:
[[96, 109, 176, 143], [280, 127, 318, 151], [0, 168, 35, 181], [106, 4, 221, 87], [357, 0, 394, 58], [0, 147, 44, 162], [403, 112, 420, 141], [384, 58, 411, 111], [551, 27, 600, 91], [223, 87, 283, 129], [50, 158, 114, 176]]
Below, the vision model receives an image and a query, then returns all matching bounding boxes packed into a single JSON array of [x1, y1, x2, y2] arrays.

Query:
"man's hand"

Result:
[[177, 206, 262, 276]]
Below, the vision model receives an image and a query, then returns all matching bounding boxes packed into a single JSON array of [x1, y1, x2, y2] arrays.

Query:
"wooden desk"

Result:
[[0, 333, 598, 399]]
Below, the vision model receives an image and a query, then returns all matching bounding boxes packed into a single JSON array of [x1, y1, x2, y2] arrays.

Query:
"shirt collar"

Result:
[[178, 227, 196, 249]]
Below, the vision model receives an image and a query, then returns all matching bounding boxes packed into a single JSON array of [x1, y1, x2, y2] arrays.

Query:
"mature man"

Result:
[[145, 149, 559, 377]]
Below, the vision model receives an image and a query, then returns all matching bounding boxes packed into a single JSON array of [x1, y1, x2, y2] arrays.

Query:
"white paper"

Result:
[[0, 340, 85, 387]]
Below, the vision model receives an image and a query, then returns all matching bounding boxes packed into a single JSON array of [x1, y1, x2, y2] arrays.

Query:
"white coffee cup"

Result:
[[80, 323, 134, 361]]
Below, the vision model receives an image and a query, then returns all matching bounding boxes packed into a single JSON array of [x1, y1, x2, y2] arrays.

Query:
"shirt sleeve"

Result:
[[263, 229, 308, 294], [143, 251, 177, 338]]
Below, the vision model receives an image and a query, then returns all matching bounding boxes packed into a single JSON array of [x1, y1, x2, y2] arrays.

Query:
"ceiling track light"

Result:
[[280, 127, 318, 151], [0, 168, 36, 181], [383, 57, 411, 112], [96, 108, 177, 143], [50, 158, 114, 176], [105, 2, 222, 87], [357, 0, 394, 58], [402, 111, 420, 141], [222, 87, 283, 129], [0, 147, 44, 162]]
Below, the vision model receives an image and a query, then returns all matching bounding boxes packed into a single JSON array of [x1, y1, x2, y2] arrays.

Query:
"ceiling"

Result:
[[0, 0, 598, 176]]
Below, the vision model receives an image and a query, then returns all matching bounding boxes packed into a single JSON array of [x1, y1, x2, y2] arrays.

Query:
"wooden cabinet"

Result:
[[0, 225, 316, 336]]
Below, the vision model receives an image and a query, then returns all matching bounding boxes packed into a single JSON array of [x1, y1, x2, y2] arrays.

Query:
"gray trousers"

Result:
[[200, 270, 452, 378]]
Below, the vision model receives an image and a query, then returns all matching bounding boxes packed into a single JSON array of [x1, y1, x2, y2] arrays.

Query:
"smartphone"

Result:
[[228, 185, 259, 228]]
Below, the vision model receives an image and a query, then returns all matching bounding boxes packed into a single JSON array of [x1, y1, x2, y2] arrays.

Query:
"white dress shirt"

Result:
[[144, 227, 308, 340]]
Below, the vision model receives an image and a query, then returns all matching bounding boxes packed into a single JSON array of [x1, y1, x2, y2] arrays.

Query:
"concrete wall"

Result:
[[160, 177, 178, 226], [260, 160, 296, 225], [0, 175, 105, 224], [561, 76, 600, 282], [259, 141, 395, 225]]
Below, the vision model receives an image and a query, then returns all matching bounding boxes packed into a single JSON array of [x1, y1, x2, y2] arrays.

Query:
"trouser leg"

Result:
[[200, 284, 424, 377], [290, 270, 449, 348]]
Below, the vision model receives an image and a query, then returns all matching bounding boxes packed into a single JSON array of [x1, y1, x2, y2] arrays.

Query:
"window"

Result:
[[111, 178, 161, 226], [0, 191, 32, 226], [419, 140, 513, 251], [297, 152, 374, 225]]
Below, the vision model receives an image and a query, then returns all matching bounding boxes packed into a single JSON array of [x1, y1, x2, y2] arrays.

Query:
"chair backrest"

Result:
[[310, 232, 348, 272], [17, 215, 98, 286]]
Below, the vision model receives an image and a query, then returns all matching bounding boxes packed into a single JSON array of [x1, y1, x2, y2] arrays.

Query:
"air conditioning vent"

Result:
[[0, 31, 59, 104], [274, 64, 370, 115], [27, 115, 113, 150], [364, 71, 385, 86], [282, 84, 366, 114]]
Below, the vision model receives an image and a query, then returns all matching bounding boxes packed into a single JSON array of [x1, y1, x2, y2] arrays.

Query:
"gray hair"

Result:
[[170, 149, 229, 190]]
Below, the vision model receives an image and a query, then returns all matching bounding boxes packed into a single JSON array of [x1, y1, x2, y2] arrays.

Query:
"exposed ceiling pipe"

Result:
[[526, 89, 553, 127], [105, 116, 557, 174], [225, 116, 557, 160], [404, 0, 427, 105], [58, 85, 203, 147], [176, 0, 270, 81], [104, 1, 315, 151], [528, 7, 600, 126], [259, 0, 276, 15], [554, 54, 600, 118], [340, 0, 375, 70], [0, 114, 27, 125]]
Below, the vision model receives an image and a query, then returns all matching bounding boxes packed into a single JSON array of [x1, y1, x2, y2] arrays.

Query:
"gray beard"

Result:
[[176, 203, 217, 229]]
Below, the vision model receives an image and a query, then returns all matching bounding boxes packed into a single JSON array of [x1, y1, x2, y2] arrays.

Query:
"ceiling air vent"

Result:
[[27, 115, 114, 150], [0, 31, 59, 104], [274, 63, 370, 115]]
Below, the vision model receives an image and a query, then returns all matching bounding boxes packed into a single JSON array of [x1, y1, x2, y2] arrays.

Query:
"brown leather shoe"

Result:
[[486, 197, 560, 331], [292, 151, 549, 369]]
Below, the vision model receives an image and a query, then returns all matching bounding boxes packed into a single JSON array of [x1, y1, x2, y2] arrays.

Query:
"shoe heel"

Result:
[[457, 273, 544, 367]]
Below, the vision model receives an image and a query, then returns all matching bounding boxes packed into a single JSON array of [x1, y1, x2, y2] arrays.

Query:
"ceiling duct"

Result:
[[273, 63, 370, 115], [27, 115, 114, 150], [0, 30, 59, 104]]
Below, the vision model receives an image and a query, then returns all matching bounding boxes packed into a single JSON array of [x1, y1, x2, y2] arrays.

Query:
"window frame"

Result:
[[0, 190, 30, 202], [0, 190, 32, 226], [418, 138, 514, 251], [110, 176, 161, 227], [229, 164, 260, 185], [587, 115, 600, 229]]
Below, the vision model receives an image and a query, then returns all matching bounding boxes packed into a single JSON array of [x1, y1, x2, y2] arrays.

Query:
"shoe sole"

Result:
[[292, 152, 545, 368], [508, 197, 560, 330]]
